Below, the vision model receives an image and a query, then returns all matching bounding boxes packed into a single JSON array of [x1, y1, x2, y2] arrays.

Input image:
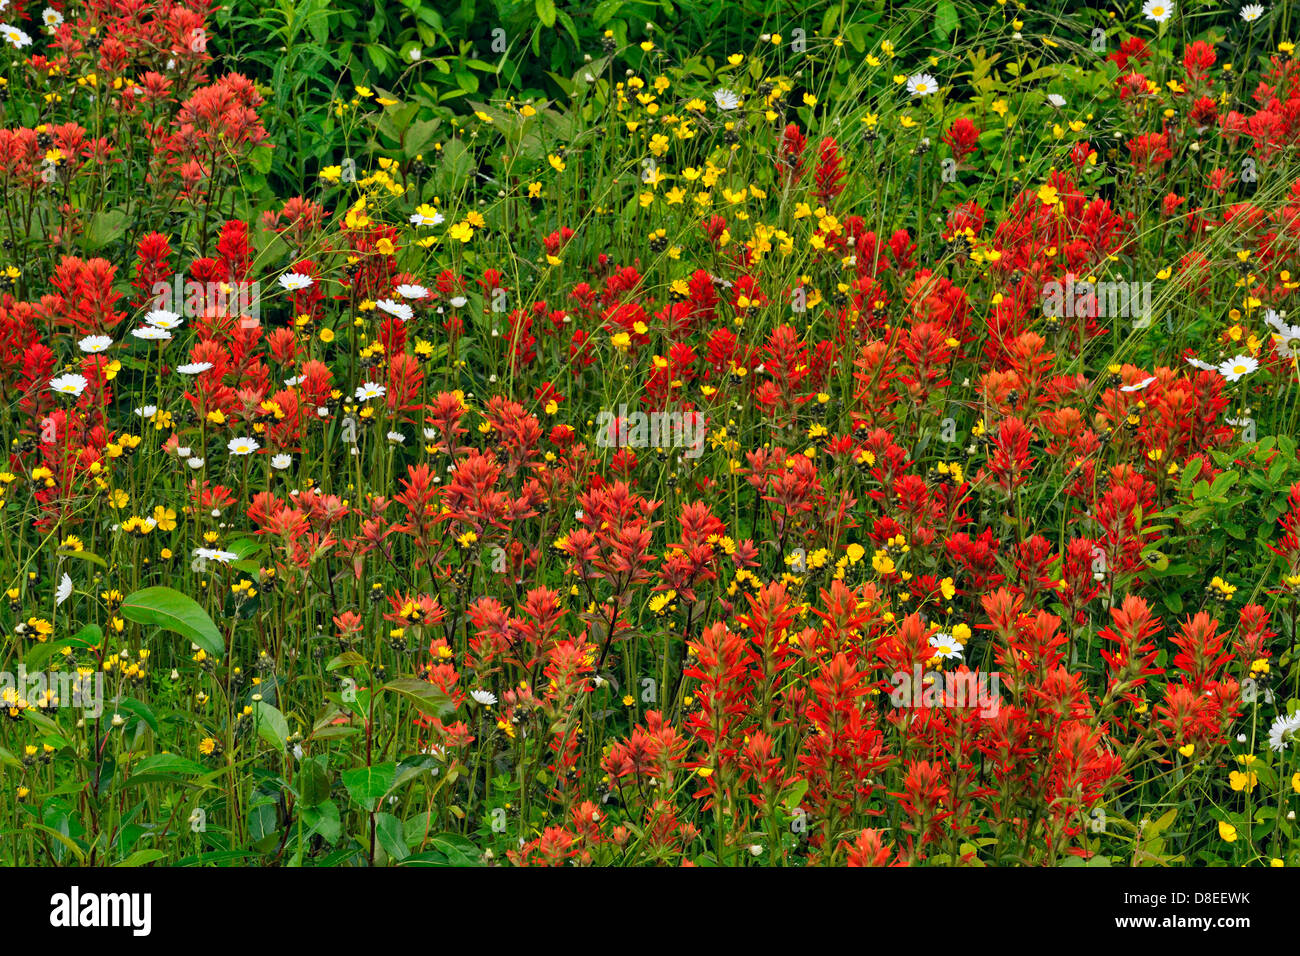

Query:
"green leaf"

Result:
[[341, 763, 397, 811], [375, 812, 409, 862], [130, 754, 207, 778], [120, 586, 224, 657], [1141, 550, 1169, 572], [56, 549, 107, 568], [84, 208, 128, 250], [405, 118, 441, 160], [426, 833, 483, 866], [12, 823, 86, 864], [112, 698, 161, 739], [300, 800, 341, 844], [22, 623, 102, 671], [591, 0, 623, 24], [933, 0, 960, 40], [226, 538, 264, 561], [298, 757, 332, 807], [327, 651, 368, 672], [254, 701, 289, 751], [535, 0, 557, 28], [250, 145, 274, 174], [114, 849, 167, 866], [383, 678, 456, 719]]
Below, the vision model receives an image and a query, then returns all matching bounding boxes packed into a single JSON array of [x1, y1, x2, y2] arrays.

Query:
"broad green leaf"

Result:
[[300, 800, 341, 844], [121, 586, 224, 657], [22, 623, 102, 671], [298, 757, 332, 807], [341, 763, 397, 811], [131, 754, 207, 777], [933, 0, 960, 40], [84, 208, 128, 250], [375, 812, 409, 862], [383, 678, 455, 719], [114, 849, 167, 866], [254, 701, 290, 751], [56, 549, 107, 568], [327, 651, 367, 672]]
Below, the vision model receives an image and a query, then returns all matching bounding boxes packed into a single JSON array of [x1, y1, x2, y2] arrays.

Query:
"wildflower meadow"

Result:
[[3, 0, 1300, 891]]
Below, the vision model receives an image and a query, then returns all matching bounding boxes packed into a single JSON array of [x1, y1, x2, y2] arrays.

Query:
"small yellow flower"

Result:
[[152, 506, 177, 532], [1228, 770, 1257, 792]]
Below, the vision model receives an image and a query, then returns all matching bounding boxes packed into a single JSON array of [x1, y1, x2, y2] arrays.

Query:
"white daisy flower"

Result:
[[906, 73, 938, 97], [1272, 329, 1300, 359], [79, 335, 113, 353], [55, 573, 73, 606], [278, 272, 314, 291], [1218, 354, 1258, 382], [376, 299, 414, 321], [1264, 310, 1300, 357], [49, 373, 88, 397], [0, 24, 33, 48], [186, 457, 205, 469], [193, 547, 238, 565], [928, 633, 963, 660], [131, 326, 172, 341], [387, 431, 405, 443], [712, 87, 741, 111], [42, 7, 63, 30], [145, 308, 183, 329], [271, 454, 292, 470], [470, 689, 498, 706], [394, 284, 428, 300], [355, 382, 387, 401], [227, 436, 260, 455], [1268, 711, 1300, 751], [1240, 4, 1265, 22], [449, 295, 468, 308], [134, 405, 158, 418], [409, 208, 444, 227], [1047, 93, 1066, 108], [1142, 0, 1174, 22], [1185, 356, 1217, 371], [1120, 376, 1157, 393], [177, 362, 213, 375]]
